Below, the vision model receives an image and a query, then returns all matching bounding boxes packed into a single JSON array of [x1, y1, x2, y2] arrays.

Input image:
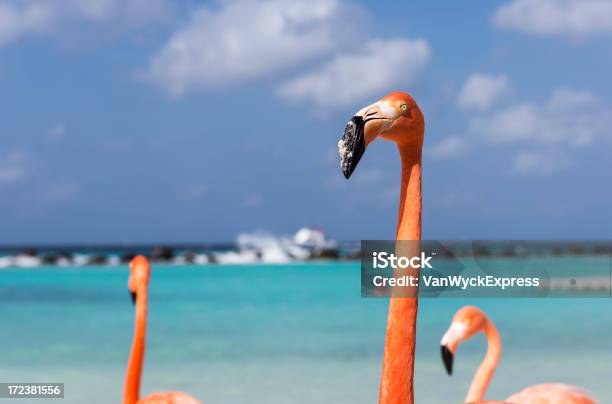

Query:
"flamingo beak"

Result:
[[130, 291, 137, 305], [440, 322, 466, 375], [338, 102, 392, 179], [338, 116, 366, 179], [441, 345, 454, 375]]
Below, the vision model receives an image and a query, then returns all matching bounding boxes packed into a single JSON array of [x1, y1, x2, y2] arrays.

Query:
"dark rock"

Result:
[[311, 248, 340, 260], [22, 248, 38, 257], [88, 255, 107, 265], [41, 254, 59, 265], [121, 252, 136, 263], [472, 245, 490, 257], [151, 246, 174, 261], [593, 244, 610, 255], [183, 251, 196, 264]]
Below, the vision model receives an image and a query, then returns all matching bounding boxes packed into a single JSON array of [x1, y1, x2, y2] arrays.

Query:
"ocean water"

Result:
[[0, 263, 610, 403]]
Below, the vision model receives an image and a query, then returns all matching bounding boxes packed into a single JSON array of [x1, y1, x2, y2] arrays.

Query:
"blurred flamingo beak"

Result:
[[338, 102, 392, 179], [130, 291, 137, 305], [440, 322, 466, 375], [441, 345, 454, 375]]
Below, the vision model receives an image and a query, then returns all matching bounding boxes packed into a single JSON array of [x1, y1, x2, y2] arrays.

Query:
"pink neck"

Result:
[[124, 289, 147, 404], [465, 321, 502, 403], [378, 144, 422, 404]]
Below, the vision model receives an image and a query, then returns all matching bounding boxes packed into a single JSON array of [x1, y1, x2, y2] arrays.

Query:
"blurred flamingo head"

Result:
[[128, 255, 151, 304], [440, 306, 489, 375], [338, 91, 424, 179]]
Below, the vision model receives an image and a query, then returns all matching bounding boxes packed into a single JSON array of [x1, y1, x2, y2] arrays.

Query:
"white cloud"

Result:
[[0, 0, 174, 47], [0, 151, 32, 185], [493, 0, 612, 39], [0, 2, 50, 45], [430, 135, 469, 159], [470, 103, 539, 143], [547, 87, 597, 109], [278, 38, 430, 107], [470, 88, 612, 147], [457, 74, 511, 111], [145, 0, 364, 96], [512, 150, 571, 176], [449, 79, 612, 178]]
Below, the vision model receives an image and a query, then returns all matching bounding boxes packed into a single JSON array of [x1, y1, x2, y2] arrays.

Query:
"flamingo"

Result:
[[440, 306, 596, 404], [124, 256, 201, 404], [339, 92, 424, 404]]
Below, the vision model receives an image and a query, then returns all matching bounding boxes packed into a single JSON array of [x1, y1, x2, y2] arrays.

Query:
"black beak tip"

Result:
[[441, 345, 454, 375], [342, 167, 352, 180], [130, 292, 137, 305]]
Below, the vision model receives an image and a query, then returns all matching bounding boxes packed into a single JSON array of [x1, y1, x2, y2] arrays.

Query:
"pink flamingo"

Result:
[[440, 306, 596, 403], [124, 256, 201, 404], [340, 92, 424, 404]]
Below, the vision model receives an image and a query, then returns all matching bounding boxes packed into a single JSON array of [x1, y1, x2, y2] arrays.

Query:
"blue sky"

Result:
[[1, 0, 612, 244]]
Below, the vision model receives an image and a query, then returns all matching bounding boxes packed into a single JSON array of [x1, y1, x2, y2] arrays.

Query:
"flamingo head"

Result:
[[128, 255, 151, 304], [338, 91, 424, 179], [440, 306, 489, 375]]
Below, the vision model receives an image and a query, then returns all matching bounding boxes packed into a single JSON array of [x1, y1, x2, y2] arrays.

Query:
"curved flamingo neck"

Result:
[[124, 287, 148, 404], [378, 143, 422, 404], [465, 320, 502, 403]]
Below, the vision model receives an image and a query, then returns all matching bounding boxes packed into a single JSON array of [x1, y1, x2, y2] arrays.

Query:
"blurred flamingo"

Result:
[[339, 92, 424, 404], [440, 306, 596, 403], [124, 256, 201, 404]]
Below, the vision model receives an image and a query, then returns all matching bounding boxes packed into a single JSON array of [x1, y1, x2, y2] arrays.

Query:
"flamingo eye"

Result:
[[400, 104, 408, 111]]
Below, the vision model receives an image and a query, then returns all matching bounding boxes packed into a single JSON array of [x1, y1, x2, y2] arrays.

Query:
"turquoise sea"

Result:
[[1, 263, 611, 403]]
